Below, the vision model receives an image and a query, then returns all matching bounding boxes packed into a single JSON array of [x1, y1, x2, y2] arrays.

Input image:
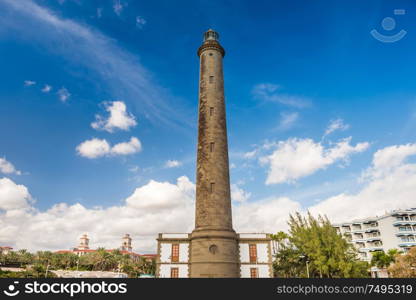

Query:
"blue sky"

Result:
[[1, 0, 416, 252]]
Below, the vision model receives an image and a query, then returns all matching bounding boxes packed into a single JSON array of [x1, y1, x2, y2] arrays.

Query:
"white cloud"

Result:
[[0, 175, 301, 252], [370, 144, 416, 174], [2, 142, 416, 253], [76, 138, 110, 159], [234, 197, 301, 233], [1, 0, 185, 126], [323, 118, 350, 138], [252, 83, 311, 108], [24, 80, 36, 86], [231, 184, 251, 203], [244, 149, 259, 159], [57, 87, 70, 102], [113, 0, 124, 16], [0, 157, 21, 175], [126, 176, 194, 212], [165, 160, 182, 168], [0, 177, 195, 252], [260, 137, 370, 185], [0, 177, 31, 211], [111, 137, 142, 156], [41, 84, 52, 93], [91, 101, 137, 132], [310, 143, 416, 223], [76, 137, 142, 159], [277, 112, 299, 131], [135, 16, 146, 29]]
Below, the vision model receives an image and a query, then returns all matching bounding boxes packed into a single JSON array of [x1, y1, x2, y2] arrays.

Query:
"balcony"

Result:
[[366, 237, 381, 242], [365, 228, 380, 233], [398, 242, 416, 247], [396, 232, 416, 237], [365, 247, 384, 252], [393, 221, 416, 226]]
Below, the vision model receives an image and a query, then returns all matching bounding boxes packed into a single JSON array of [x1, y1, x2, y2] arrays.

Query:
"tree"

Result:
[[371, 249, 400, 269], [273, 212, 369, 278], [388, 247, 416, 278], [0, 248, 157, 278], [271, 231, 289, 253]]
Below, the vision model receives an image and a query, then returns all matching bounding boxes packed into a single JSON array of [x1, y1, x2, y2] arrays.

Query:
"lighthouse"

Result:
[[156, 30, 273, 278]]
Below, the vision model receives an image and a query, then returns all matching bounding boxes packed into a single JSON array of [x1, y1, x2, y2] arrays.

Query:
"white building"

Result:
[[333, 208, 416, 262], [156, 233, 273, 278]]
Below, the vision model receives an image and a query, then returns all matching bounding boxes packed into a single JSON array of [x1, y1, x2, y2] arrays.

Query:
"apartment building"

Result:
[[333, 208, 416, 262]]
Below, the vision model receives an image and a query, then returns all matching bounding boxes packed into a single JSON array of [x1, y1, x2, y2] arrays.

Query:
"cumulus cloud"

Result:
[[234, 197, 302, 233], [76, 137, 142, 159], [111, 137, 142, 156], [41, 84, 52, 93], [0, 176, 194, 252], [252, 83, 311, 108], [310, 143, 416, 223], [0, 177, 32, 211], [57, 87, 70, 102], [165, 160, 182, 168], [323, 118, 350, 138], [231, 184, 251, 203], [91, 101, 137, 132], [24, 80, 36, 86], [260, 137, 370, 184], [126, 176, 194, 212], [2, 142, 416, 252], [0, 175, 302, 252], [0, 157, 21, 175]]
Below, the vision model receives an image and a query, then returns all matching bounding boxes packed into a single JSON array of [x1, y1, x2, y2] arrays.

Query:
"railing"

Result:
[[393, 220, 416, 226]]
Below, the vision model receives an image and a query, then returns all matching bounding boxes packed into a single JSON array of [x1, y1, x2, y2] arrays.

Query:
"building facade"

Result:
[[0, 246, 13, 255], [156, 29, 273, 278], [333, 208, 416, 262], [56, 234, 156, 262], [156, 233, 273, 278]]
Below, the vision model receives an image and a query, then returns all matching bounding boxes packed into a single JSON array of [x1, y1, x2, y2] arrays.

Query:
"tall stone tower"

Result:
[[156, 29, 273, 278], [77, 234, 89, 250], [189, 29, 240, 278], [120, 234, 132, 252]]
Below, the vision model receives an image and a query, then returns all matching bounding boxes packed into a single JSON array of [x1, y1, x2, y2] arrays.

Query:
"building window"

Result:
[[210, 142, 215, 152], [171, 244, 179, 262], [209, 76, 214, 83], [210, 182, 215, 193], [249, 244, 257, 263], [209, 107, 214, 116], [250, 268, 258, 278], [171, 267, 179, 278]]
